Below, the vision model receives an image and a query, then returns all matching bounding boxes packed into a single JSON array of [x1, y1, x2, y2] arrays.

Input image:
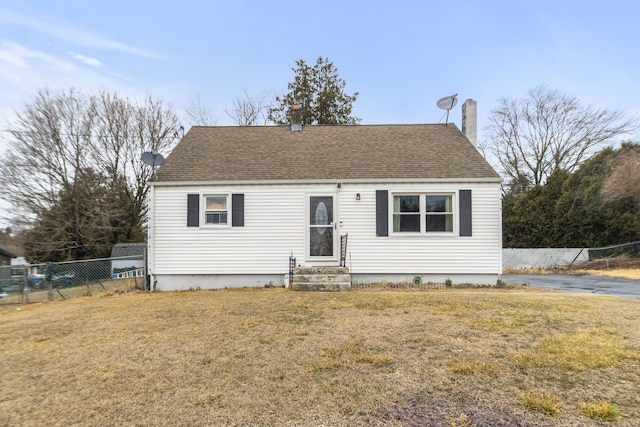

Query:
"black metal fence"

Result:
[[0, 255, 146, 304], [288, 253, 296, 286]]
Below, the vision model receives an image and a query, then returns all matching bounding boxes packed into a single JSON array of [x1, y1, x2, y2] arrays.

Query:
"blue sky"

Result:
[[1, 0, 639, 152]]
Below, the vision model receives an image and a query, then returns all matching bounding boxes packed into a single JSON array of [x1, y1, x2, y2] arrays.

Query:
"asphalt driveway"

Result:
[[504, 274, 640, 299]]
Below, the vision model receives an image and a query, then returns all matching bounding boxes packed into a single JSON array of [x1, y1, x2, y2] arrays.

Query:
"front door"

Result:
[[307, 194, 338, 262]]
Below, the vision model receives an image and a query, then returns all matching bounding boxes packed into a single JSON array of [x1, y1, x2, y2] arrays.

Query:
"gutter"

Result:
[[149, 177, 503, 187]]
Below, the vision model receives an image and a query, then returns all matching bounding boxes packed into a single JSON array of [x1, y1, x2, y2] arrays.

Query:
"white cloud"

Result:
[[0, 41, 76, 87], [0, 8, 163, 60], [0, 40, 134, 133], [70, 52, 103, 67], [0, 49, 26, 67], [1, 41, 73, 71]]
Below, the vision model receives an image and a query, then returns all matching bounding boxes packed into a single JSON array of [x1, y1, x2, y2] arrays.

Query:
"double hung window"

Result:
[[204, 195, 228, 225], [187, 193, 244, 228], [393, 194, 453, 233]]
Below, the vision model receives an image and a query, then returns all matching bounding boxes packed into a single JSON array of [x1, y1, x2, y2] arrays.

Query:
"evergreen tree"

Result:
[[503, 144, 640, 248], [503, 170, 569, 247], [268, 56, 359, 125], [555, 145, 640, 247]]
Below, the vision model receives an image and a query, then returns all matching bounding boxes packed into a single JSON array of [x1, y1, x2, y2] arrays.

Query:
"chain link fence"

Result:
[[588, 241, 640, 259], [502, 248, 588, 270], [504, 242, 640, 271], [0, 255, 146, 305]]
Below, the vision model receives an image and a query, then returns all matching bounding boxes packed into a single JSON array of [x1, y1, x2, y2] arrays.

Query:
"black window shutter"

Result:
[[187, 194, 199, 227], [459, 190, 472, 236], [376, 190, 389, 237], [232, 194, 244, 227]]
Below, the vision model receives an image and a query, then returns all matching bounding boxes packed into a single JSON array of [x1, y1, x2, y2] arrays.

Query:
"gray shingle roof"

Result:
[[0, 248, 16, 258], [110, 243, 146, 258], [155, 124, 500, 183]]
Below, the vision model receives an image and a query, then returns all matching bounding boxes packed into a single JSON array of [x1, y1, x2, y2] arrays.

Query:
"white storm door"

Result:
[[307, 194, 338, 261]]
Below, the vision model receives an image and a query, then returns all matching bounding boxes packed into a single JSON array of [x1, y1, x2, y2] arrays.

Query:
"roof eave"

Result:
[[149, 177, 503, 187]]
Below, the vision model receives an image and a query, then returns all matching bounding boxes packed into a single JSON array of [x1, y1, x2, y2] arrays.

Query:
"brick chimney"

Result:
[[290, 104, 303, 131], [462, 99, 477, 147]]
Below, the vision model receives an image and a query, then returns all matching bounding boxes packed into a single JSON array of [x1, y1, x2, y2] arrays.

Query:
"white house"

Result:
[[147, 100, 502, 291]]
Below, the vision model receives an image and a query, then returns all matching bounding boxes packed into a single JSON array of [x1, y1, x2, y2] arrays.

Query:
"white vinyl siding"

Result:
[[150, 181, 501, 277], [340, 184, 501, 275], [153, 185, 307, 275]]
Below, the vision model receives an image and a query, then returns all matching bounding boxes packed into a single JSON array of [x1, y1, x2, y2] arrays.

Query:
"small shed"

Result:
[[0, 247, 16, 267], [110, 243, 146, 278], [0, 247, 17, 288]]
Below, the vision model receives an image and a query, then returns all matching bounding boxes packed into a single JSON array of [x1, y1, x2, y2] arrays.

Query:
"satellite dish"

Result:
[[141, 151, 165, 180], [436, 93, 458, 125], [141, 151, 165, 167]]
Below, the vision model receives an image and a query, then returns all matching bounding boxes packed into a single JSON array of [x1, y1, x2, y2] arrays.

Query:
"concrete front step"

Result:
[[292, 274, 352, 283], [292, 282, 352, 292], [291, 266, 352, 291]]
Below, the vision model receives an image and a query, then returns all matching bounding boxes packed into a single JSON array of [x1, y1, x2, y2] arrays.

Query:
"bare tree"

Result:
[[224, 89, 269, 126], [184, 93, 216, 126], [485, 85, 638, 188], [0, 88, 181, 260], [0, 88, 95, 219], [94, 92, 181, 239]]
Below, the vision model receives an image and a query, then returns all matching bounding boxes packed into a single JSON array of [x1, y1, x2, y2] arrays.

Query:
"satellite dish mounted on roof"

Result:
[[436, 93, 458, 126], [141, 150, 165, 181]]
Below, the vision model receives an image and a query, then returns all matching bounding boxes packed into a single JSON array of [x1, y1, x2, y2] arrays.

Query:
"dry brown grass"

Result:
[[502, 268, 640, 280], [1, 288, 639, 426], [503, 267, 640, 280], [580, 268, 640, 280]]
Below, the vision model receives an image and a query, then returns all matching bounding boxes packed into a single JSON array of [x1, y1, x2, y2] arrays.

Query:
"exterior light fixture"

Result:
[[356, 193, 361, 201]]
